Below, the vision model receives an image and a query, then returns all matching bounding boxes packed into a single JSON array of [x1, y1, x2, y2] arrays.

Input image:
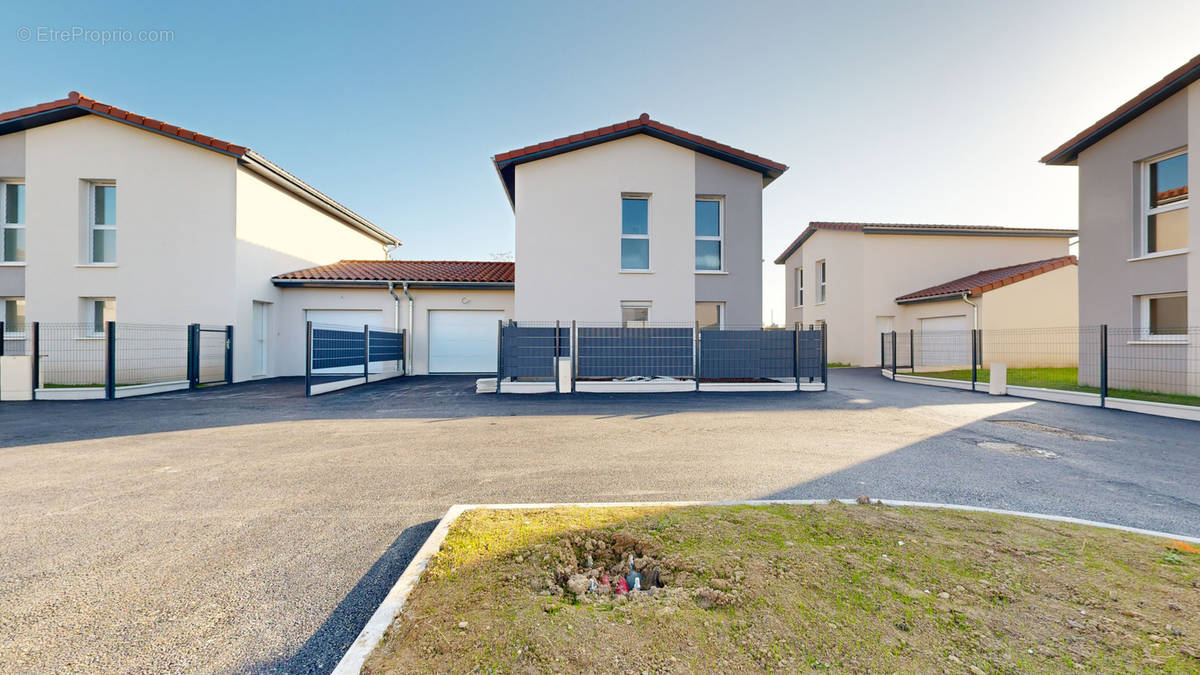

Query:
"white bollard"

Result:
[[0, 355, 34, 401], [989, 363, 1007, 395], [557, 357, 572, 393]]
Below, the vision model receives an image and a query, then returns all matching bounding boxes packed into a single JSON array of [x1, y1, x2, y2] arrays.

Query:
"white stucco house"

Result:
[[773, 222, 1078, 366], [0, 91, 400, 383]]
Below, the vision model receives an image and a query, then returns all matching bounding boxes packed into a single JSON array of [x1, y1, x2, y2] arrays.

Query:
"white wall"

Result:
[[275, 286, 514, 376], [233, 166, 387, 380], [514, 134, 696, 323]]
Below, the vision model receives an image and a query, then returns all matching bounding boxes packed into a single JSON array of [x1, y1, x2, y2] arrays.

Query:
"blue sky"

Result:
[[4, 1, 1200, 322]]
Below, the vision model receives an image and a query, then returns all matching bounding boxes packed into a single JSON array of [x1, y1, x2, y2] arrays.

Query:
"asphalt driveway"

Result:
[[1, 369, 1197, 673]]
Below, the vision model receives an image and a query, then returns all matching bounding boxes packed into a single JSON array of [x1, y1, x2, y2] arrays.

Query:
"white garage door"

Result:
[[429, 310, 503, 373], [918, 315, 970, 367], [305, 309, 385, 374]]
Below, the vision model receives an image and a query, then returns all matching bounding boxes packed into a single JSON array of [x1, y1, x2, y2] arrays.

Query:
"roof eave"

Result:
[[272, 278, 513, 290], [895, 291, 974, 305]]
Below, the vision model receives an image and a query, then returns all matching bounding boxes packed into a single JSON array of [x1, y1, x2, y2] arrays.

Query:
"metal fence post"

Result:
[[105, 320, 116, 400], [0, 320, 4, 357], [305, 321, 313, 398], [554, 319, 561, 394], [401, 329, 407, 376], [495, 319, 503, 395], [794, 322, 801, 392], [821, 322, 829, 391], [571, 319, 577, 393], [224, 325, 234, 385], [879, 332, 884, 369], [363, 324, 370, 383], [186, 323, 196, 389], [890, 331, 897, 377], [31, 321, 39, 399], [694, 321, 701, 392], [1099, 324, 1108, 408], [970, 328, 978, 391]]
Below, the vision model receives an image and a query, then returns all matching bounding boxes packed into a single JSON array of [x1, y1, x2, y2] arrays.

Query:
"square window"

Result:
[[695, 200, 720, 237], [85, 298, 116, 336], [695, 240, 721, 271], [621, 304, 649, 327], [1149, 295, 1187, 336]]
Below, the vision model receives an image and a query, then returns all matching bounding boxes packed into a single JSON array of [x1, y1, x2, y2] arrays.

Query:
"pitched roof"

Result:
[[0, 92, 398, 246], [773, 222, 1078, 264], [272, 260, 514, 285], [492, 113, 787, 207], [1042, 52, 1200, 165], [894, 255, 1077, 303]]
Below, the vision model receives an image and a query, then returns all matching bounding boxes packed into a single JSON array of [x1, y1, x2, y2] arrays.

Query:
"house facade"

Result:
[[493, 113, 786, 328], [1042, 52, 1200, 394], [0, 92, 398, 382], [773, 223, 1077, 366]]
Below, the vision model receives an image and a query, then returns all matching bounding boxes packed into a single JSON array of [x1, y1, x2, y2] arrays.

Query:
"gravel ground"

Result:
[[0, 368, 1196, 673]]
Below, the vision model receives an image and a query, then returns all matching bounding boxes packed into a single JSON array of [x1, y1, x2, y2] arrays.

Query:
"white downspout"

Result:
[[388, 281, 414, 374], [961, 292, 978, 330]]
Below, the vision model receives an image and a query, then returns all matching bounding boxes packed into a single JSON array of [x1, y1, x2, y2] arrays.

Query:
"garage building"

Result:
[[272, 260, 514, 375]]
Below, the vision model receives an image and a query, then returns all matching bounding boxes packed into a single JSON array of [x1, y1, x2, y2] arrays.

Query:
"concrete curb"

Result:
[[331, 499, 1200, 674]]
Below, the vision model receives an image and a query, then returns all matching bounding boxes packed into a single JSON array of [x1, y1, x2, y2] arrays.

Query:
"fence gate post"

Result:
[[890, 331, 897, 377], [821, 323, 829, 391], [694, 321, 700, 392], [495, 319, 503, 395], [880, 332, 884, 370], [554, 320, 561, 394], [909, 328, 914, 373], [401, 329, 407, 376], [305, 321, 313, 398], [105, 320, 116, 400], [186, 323, 195, 389], [0, 320, 4, 357], [363, 324, 370, 383], [1099, 324, 1108, 408], [970, 328, 978, 390], [223, 325, 234, 385], [31, 321, 39, 400], [794, 322, 801, 392], [571, 320, 577, 393]]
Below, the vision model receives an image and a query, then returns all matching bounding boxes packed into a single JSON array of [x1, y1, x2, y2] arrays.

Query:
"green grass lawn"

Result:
[[905, 367, 1200, 408], [365, 504, 1200, 673]]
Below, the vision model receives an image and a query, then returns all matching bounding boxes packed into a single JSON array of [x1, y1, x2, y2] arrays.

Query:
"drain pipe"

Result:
[[388, 281, 415, 374], [960, 292, 978, 330]]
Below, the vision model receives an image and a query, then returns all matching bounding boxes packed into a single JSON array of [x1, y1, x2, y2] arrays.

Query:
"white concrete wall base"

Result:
[[35, 387, 105, 400], [894, 373, 973, 390], [1106, 396, 1200, 421], [699, 381, 797, 392], [309, 377, 366, 396], [332, 498, 1200, 675], [1006, 384, 1101, 407], [575, 380, 696, 393], [499, 381, 556, 394], [113, 381, 189, 399]]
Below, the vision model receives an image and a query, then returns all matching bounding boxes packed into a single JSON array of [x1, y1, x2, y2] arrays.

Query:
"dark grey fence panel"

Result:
[[700, 329, 794, 380], [368, 329, 404, 363], [311, 327, 366, 370], [576, 326, 693, 379], [500, 324, 569, 380], [797, 329, 823, 379]]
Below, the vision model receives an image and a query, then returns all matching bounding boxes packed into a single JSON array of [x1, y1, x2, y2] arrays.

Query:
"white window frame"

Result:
[[620, 194, 651, 272], [817, 260, 827, 304], [2, 297, 25, 337], [1, 181, 25, 264], [694, 196, 724, 273], [793, 267, 804, 307], [1137, 292, 1188, 342], [620, 301, 651, 327], [88, 182, 117, 265], [1140, 149, 1188, 256], [83, 297, 116, 337]]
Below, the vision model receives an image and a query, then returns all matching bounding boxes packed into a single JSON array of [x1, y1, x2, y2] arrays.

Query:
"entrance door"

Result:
[[252, 301, 269, 376]]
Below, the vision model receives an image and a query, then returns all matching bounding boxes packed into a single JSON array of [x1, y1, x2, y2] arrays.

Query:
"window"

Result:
[[695, 198, 722, 271], [1140, 293, 1187, 340], [620, 196, 649, 270], [89, 183, 116, 264], [2, 297, 24, 336], [1, 183, 25, 263], [84, 297, 116, 336], [696, 301, 724, 329], [817, 260, 827, 303], [620, 302, 650, 327], [793, 267, 804, 307], [1143, 151, 1188, 254]]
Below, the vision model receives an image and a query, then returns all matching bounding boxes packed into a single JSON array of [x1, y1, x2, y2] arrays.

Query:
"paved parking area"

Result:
[[1, 369, 1197, 673]]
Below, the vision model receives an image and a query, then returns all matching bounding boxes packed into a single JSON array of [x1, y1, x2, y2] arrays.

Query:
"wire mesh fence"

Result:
[[881, 325, 1200, 407], [34, 322, 108, 387], [115, 323, 189, 386], [497, 321, 828, 390], [305, 321, 405, 396]]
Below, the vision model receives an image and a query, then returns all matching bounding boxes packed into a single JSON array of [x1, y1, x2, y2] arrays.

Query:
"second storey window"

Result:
[[620, 196, 649, 270], [90, 183, 116, 264], [695, 198, 722, 271], [1144, 151, 1187, 254], [793, 267, 804, 307], [817, 260, 827, 303], [1, 183, 24, 263]]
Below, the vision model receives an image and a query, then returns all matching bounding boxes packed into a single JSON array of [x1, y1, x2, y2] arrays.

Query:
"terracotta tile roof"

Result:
[[1042, 52, 1200, 165], [492, 113, 787, 206], [894, 255, 1077, 303], [773, 222, 1078, 264], [0, 91, 248, 156], [273, 260, 514, 284]]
